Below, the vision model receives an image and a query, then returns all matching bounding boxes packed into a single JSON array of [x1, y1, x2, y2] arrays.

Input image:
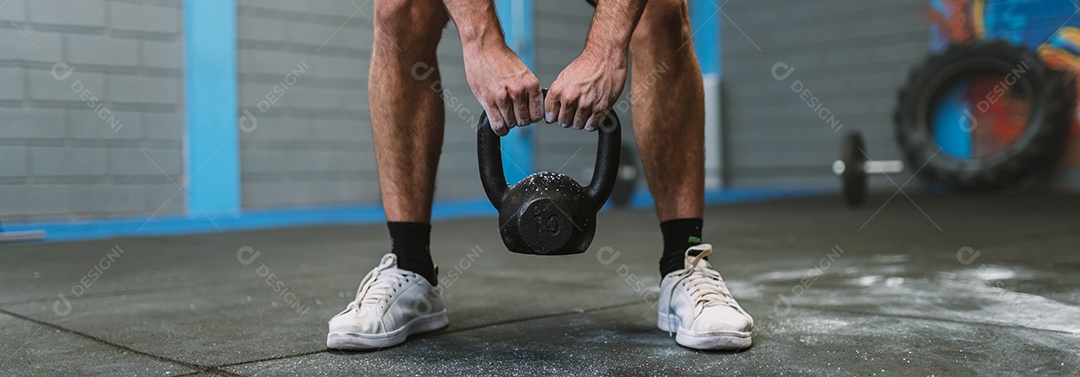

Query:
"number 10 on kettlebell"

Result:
[[477, 101, 621, 256]]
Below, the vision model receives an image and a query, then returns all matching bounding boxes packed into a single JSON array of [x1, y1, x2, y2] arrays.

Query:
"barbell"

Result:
[[834, 130, 904, 207]]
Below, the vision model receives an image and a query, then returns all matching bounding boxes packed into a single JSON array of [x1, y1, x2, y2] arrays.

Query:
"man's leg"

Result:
[[628, 0, 706, 277], [629, 1, 753, 351], [327, 0, 451, 351], [369, 0, 449, 284]]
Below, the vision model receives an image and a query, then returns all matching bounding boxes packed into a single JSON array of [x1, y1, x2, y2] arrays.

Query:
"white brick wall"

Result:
[[0, 0, 184, 222], [720, 0, 927, 188], [29, 0, 106, 28], [235, 0, 483, 209], [0, 67, 26, 100], [0, 146, 29, 177], [110, 1, 180, 34], [236, 1, 374, 209], [0, 28, 63, 62]]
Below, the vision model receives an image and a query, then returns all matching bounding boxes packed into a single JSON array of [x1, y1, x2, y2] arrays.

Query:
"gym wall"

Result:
[[0, 0, 485, 223], [234, 0, 483, 210], [0, 0, 186, 222], [0, 0, 614, 223], [531, 0, 937, 191], [6, 1, 1071, 226], [719, 0, 930, 188]]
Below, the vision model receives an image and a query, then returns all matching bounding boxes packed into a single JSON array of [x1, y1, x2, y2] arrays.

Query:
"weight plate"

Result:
[[842, 130, 868, 206]]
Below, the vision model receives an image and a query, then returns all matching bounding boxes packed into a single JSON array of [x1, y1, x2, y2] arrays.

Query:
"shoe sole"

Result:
[[657, 312, 752, 351], [327, 310, 449, 351]]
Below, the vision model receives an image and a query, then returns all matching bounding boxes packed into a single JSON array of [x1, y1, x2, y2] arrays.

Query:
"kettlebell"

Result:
[[477, 97, 621, 255]]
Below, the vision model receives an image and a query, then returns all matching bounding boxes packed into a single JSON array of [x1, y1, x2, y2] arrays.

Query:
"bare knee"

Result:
[[631, 0, 690, 48], [373, 0, 447, 49]]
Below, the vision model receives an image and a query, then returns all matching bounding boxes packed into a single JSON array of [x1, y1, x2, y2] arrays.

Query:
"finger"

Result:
[[484, 103, 509, 136], [512, 88, 531, 127], [584, 109, 606, 132], [527, 84, 544, 124], [544, 89, 559, 123], [496, 91, 518, 133], [558, 101, 577, 128], [573, 105, 592, 130]]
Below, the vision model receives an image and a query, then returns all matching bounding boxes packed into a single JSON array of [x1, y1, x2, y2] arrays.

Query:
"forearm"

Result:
[[440, 0, 507, 53], [585, 0, 647, 57]]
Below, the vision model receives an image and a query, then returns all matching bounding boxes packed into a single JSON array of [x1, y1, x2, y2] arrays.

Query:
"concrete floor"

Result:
[[1, 193, 1079, 376]]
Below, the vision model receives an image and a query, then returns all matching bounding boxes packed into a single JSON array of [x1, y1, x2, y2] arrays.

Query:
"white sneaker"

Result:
[[327, 253, 448, 350], [658, 244, 753, 350]]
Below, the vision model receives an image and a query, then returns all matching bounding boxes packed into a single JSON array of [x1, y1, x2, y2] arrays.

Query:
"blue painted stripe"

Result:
[[689, 0, 721, 75], [184, 0, 240, 215], [622, 187, 829, 209], [495, 0, 534, 183], [6, 188, 828, 243], [3, 199, 495, 243]]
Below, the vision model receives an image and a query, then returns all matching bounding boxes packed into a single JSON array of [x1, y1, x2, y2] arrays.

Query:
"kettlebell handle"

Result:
[[477, 89, 621, 210], [477, 111, 509, 209]]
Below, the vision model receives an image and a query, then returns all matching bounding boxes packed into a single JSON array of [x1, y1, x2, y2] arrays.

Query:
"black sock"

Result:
[[388, 222, 437, 286], [659, 218, 704, 277]]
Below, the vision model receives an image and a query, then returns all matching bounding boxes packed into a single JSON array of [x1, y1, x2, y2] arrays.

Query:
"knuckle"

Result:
[[569, 95, 584, 107], [495, 90, 510, 103], [507, 84, 523, 97]]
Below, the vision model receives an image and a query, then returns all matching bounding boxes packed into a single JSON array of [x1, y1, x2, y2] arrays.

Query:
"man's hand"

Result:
[[544, 0, 644, 131], [463, 43, 544, 136], [440, 0, 543, 136], [545, 46, 628, 131]]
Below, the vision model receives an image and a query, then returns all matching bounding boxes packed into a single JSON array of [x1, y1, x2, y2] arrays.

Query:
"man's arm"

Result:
[[585, 0, 647, 59], [546, 0, 646, 131], [442, 0, 544, 135]]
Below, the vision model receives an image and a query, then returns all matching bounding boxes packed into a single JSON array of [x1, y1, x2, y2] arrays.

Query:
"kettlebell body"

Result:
[[496, 171, 595, 255], [477, 99, 621, 255]]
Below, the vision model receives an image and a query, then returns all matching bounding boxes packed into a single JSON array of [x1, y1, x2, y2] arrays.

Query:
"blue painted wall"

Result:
[[689, 0, 721, 76], [184, 0, 240, 215], [495, 0, 536, 184]]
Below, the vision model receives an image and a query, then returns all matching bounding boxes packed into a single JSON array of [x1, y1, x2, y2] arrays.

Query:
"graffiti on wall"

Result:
[[929, 0, 1080, 164]]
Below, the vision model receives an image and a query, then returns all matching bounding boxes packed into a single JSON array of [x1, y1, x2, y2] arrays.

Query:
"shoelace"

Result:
[[351, 263, 412, 309], [684, 265, 735, 307]]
